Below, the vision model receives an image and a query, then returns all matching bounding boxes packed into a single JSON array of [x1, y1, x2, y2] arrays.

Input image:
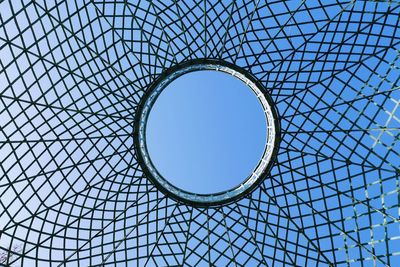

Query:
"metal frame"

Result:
[[0, 0, 399, 266]]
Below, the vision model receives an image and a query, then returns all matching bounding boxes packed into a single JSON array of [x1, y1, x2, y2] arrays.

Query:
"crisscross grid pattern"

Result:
[[0, 0, 399, 266]]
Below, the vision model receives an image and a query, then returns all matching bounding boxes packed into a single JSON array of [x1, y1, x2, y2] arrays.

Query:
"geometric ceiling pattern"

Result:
[[0, 0, 399, 266]]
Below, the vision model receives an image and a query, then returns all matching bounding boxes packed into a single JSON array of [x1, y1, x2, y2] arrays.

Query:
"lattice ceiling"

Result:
[[0, 0, 399, 266]]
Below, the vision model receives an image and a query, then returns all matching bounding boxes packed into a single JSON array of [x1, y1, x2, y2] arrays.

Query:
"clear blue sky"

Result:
[[146, 70, 267, 194]]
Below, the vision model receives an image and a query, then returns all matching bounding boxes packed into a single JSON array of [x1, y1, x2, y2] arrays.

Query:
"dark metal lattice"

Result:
[[0, 0, 400, 266]]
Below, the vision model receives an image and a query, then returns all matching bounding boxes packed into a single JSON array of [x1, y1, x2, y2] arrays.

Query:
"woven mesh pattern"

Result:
[[0, 0, 399, 266]]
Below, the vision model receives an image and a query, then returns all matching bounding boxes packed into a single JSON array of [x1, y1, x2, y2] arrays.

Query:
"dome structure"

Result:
[[0, 0, 399, 266]]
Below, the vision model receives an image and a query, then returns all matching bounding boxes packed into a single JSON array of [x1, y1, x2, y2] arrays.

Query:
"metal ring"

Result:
[[134, 59, 280, 207]]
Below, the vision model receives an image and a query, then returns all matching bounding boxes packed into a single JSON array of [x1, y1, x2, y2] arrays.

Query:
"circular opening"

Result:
[[135, 60, 279, 206], [146, 70, 267, 194]]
